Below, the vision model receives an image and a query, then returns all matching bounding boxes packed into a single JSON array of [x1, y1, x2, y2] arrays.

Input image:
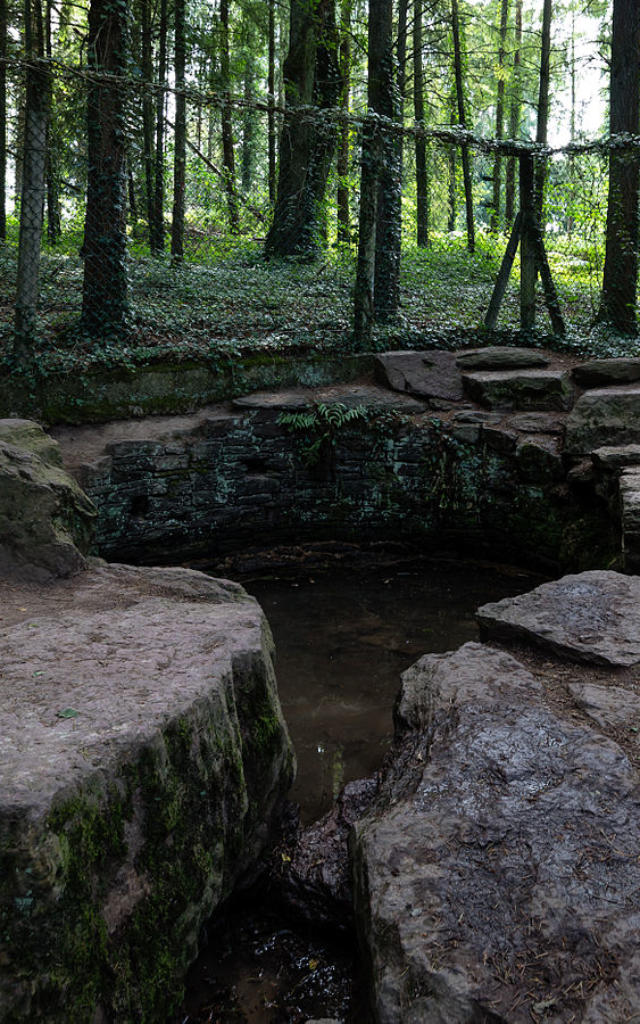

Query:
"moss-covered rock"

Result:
[[0, 419, 96, 580], [0, 564, 294, 1022]]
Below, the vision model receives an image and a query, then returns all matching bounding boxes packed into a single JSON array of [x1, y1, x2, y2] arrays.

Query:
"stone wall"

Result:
[[63, 396, 614, 573]]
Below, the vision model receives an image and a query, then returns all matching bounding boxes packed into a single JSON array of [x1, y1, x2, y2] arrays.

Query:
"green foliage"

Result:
[[278, 402, 369, 466]]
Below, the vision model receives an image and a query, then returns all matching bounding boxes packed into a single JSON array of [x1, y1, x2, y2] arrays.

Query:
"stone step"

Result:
[[455, 345, 550, 370], [573, 356, 640, 388], [462, 369, 574, 412], [591, 443, 640, 472]]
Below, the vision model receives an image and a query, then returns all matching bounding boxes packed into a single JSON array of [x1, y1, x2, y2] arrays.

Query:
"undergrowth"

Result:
[[1, 227, 639, 382]]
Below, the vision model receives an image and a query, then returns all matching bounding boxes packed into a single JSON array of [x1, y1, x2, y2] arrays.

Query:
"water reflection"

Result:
[[244, 562, 536, 824]]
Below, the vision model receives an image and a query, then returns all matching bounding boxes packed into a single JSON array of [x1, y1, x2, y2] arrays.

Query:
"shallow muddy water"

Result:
[[246, 560, 537, 824], [176, 558, 538, 1024]]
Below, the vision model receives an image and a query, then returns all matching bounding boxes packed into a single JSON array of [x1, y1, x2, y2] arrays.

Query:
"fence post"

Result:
[[519, 151, 536, 331]]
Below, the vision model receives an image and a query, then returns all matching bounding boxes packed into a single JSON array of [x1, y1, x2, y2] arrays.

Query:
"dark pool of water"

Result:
[[178, 900, 362, 1024], [245, 560, 537, 825], [177, 557, 539, 1024]]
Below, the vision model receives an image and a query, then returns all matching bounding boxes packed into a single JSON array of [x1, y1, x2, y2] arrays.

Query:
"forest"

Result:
[[1, 0, 639, 378]]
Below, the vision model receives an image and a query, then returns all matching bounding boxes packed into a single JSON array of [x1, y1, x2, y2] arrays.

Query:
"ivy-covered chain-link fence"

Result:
[[0, 58, 636, 376]]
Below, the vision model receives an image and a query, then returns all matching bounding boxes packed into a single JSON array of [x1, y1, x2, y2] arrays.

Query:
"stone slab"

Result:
[[462, 369, 574, 411], [455, 346, 549, 370], [353, 643, 640, 1024], [374, 350, 464, 403], [573, 357, 640, 388], [0, 563, 294, 1020], [233, 390, 313, 410], [477, 570, 640, 666], [315, 383, 425, 411], [565, 386, 640, 454]]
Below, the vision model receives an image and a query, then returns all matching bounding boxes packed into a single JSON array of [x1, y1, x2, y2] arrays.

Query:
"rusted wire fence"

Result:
[[0, 59, 634, 368]]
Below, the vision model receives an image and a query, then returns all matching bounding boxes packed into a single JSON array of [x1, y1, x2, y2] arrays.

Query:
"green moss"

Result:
[[0, 675, 293, 1022]]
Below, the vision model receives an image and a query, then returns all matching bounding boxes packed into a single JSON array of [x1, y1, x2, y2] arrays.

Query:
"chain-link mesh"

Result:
[[1, 57, 637, 374]]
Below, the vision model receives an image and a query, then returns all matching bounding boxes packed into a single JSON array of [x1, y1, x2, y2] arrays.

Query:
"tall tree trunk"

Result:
[[44, 0, 60, 244], [265, 0, 341, 259], [220, 0, 239, 231], [451, 0, 474, 252], [413, 0, 428, 247], [448, 96, 456, 233], [171, 0, 186, 260], [127, 161, 137, 222], [15, 0, 48, 346], [534, 0, 552, 222], [504, 0, 522, 224], [394, 0, 408, 241], [81, 0, 129, 334], [140, 0, 155, 237], [566, 9, 575, 236], [0, 0, 6, 240], [336, 0, 351, 242], [354, 0, 396, 341], [151, 0, 167, 253], [267, 0, 276, 205], [598, 0, 640, 333], [241, 17, 257, 194], [373, 0, 401, 317], [14, 56, 26, 214], [490, 0, 509, 233]]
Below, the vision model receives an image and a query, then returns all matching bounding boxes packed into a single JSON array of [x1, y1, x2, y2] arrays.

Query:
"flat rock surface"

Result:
[[233, 390, 313, 410], [0, 563, 272, 814], [477, 570, 640, 666], [455, 346, 550, 370], [462, 369, 574, 411], [565, 386, 640, 454], [353, 642, 640, 1024], [374, 350, 464, 403]]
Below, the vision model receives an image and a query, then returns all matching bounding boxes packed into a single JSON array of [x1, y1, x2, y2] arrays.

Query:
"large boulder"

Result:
[[352, 642, 640, 1023], [0, 564, 294, 1022], [0, 419, 96, 579]]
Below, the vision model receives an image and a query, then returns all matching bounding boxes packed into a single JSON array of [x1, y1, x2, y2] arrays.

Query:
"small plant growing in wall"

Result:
[[277, 402, 368, 469]]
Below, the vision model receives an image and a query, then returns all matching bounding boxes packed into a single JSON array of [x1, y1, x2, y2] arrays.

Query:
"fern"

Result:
[[277, 402, 369, 467]]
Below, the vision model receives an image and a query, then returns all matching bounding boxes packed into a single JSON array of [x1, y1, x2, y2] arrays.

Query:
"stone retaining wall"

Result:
[[60, 392, 614, 573]]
